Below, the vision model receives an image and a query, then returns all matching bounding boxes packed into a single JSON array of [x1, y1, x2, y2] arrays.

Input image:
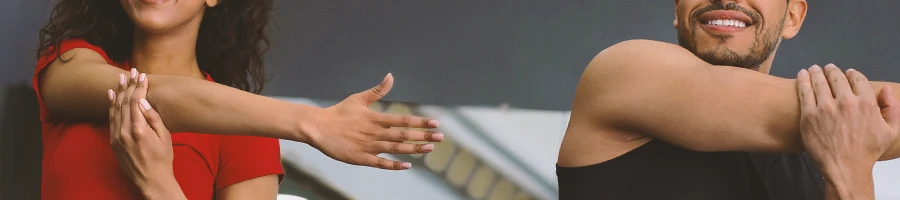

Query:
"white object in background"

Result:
[[276, 194, 308, 200]]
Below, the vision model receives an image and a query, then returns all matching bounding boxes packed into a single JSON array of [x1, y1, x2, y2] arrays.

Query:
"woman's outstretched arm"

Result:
[[39, 48, 442, 170]]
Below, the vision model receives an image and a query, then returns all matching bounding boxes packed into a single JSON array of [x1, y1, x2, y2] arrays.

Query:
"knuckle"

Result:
[[390, 142, 401, 153], [414, 144, 425, 153], [837, 98, 858, 109], [117, 134, 129, 143], [801, 88, 814, 95], [426, 131, 437, 142], [400, 129, 410, 141], [129, 97, 141, 105], [818, 103, 836, 113], [401, 115, 412, 126], [132, 128, 144, 136], [392, 161, 401, 170], [375, 158, 386, 168]]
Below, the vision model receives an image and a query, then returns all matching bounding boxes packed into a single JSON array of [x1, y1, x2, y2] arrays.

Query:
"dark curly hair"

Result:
[[37, 0, 272, 94]]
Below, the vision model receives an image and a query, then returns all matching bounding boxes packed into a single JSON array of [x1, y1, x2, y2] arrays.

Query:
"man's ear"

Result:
[[781, 0, 807, 39], [206, 0, 219, 7], [674, 16, 679, 29], [673, 0, 680, 29]]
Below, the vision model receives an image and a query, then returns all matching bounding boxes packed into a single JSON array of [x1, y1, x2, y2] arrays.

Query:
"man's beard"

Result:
[[676, 3, 782, 70]]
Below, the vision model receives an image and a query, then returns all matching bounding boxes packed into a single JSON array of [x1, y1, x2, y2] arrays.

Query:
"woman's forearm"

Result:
[[145, 74, 319, 142], [137, 175, 188, 200]]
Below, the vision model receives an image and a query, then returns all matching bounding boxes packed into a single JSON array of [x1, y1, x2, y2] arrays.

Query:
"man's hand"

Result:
[[308, 73, 444, 170], [796, 64, 900, 200]]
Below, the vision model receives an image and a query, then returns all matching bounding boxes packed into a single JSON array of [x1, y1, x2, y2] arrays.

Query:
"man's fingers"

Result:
[[139, 98, 172, 143], [797, 69, 817, 109], [846, 69, 875, 98], [823, 64, 853, 99], [353, 73, 394, 105], [375, 113, 439, 129], [376, 141, 434, 154], [369, 155, 412, 170], [381, 129, 444, 142], [808, 65, 834, 103]]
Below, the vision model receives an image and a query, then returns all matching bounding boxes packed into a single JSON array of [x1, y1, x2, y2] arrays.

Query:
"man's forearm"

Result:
[[145, 74, 321, 142]]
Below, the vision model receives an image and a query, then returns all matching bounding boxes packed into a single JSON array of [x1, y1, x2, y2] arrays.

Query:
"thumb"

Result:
[[354, 73, 394, 105], [138, 98, 172, 144], [878, 86, 900, 128]]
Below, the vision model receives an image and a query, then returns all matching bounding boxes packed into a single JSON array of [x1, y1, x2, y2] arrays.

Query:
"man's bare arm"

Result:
[[577, 39, 900, 154]]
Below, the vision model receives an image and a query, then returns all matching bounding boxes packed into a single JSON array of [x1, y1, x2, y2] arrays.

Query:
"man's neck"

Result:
[[130, 24, 205, 79]]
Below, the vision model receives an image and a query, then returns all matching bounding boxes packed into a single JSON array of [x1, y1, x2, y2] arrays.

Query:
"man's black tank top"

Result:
[[557, 139, 825, 200]]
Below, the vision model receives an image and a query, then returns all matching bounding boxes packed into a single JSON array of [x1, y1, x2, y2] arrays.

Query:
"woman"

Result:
[[35, 0, 444, 199]]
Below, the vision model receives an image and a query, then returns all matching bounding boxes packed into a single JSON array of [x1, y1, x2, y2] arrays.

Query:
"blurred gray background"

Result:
[[2, 0, 898, 199]]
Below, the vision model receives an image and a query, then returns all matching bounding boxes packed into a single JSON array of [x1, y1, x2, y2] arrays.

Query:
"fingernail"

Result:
[[119, 74, 125, 86], [131, 68, 137, 79], [432, 133, 444, 141], [428, 120, 440, 127], [401, 162, 412, 169], [107, 89, 115, 101], [798, 69, 808, 76], [847, 68, 856, 72], [809, 65, 821, 71], [139, 73, 146, 82], [422, 144, 434, 152], [139, 98, 152, 111]]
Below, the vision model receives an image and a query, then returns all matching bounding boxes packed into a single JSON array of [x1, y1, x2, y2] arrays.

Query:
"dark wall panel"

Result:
[[261, 0, 900, 110], [2, 1, 899, 110]]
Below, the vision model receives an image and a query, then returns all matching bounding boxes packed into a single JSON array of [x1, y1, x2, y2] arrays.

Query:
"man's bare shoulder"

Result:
[[576, 40, 702, 97], [585, 39, 702, 76]]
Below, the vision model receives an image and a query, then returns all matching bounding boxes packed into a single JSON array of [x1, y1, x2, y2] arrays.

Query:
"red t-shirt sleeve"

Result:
[[33, 39, 114, 122], [214, 135, 285, 190]]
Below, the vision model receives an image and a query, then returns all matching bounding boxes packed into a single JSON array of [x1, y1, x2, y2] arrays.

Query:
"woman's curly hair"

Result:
[[37, 0, 273, 94]]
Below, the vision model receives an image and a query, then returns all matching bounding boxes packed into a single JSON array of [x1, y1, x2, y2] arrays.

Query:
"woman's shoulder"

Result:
[[37, 38, 116, 69]]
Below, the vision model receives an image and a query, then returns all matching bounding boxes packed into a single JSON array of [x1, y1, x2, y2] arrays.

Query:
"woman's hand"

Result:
[[796, 64, 900, 199], [309, 73, 444, 170], [109, 68, 186, 200]]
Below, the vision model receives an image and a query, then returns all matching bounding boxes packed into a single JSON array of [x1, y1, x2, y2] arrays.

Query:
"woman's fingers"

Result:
[[375, 141, 434, 154], [108, 89, 119, 144], [367, 155, 412, 170], [120, 69, 140, 141], [380, 128, 443, 142], [129, 73, 152, 140], [375, 113, 439, 129], [353, 73, 394, 106]]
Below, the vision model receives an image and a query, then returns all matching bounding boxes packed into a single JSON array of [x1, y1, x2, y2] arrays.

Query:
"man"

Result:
[[557, 0, 900, 199]]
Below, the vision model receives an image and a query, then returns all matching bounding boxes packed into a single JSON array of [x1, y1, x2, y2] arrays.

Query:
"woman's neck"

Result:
[[130, 24, 205, 79]]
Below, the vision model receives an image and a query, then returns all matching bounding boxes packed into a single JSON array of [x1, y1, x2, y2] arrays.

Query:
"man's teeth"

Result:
[[707, 19, 747, 28]]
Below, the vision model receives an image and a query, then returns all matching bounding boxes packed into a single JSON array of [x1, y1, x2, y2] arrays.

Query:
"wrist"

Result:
[[290, 104, 327, 144], [822, 161, 875, 200], [135, 172, 185, 200]]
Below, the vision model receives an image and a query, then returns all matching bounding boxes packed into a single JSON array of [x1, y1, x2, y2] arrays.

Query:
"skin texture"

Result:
[[109, 70, 186, 200], [40, 0, 444, 198], [558, 0, 898, 198], [797, 64, 900, 200]]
